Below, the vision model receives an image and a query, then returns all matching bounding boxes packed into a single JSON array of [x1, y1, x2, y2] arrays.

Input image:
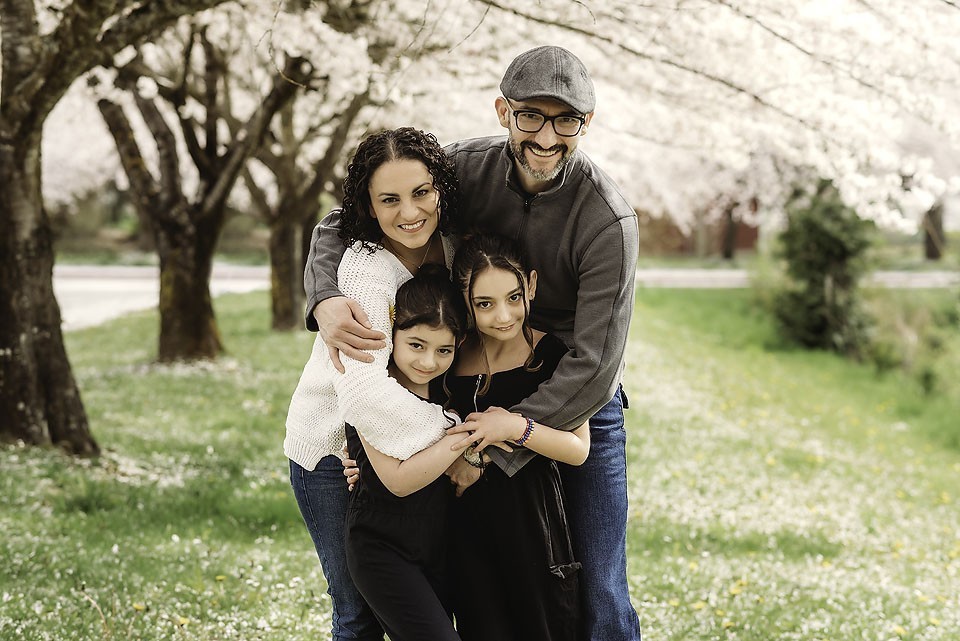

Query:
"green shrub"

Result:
[[772, 180, 874, 357]]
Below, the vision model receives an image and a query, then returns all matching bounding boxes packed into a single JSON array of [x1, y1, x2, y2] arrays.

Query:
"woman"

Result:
[[284, 127, 463, 641]]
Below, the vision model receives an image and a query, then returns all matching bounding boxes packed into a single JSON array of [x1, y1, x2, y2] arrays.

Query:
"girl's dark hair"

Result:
[[393, 264, 468, 343], [451, 232, 539, 396], [337, 127, 459, 250]]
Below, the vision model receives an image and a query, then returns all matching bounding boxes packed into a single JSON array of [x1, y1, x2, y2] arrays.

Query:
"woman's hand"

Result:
[[447, 406, 522, 452], [342, 451, 360, 491]]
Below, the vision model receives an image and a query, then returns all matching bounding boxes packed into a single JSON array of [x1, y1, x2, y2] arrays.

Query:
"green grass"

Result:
[[2, 289, 959, 639], [868, 231, 960, 271], [624, 289, 960, 639]]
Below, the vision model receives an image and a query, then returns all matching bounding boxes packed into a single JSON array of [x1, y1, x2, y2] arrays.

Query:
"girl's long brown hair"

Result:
[[450, 232, 540, 397]]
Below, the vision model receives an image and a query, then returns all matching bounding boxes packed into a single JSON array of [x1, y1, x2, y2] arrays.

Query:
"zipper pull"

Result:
[[473, 374, 482, 412]]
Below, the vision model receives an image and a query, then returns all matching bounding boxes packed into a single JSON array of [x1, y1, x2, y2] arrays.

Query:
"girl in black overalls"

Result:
[[344, 265, 470, 641]]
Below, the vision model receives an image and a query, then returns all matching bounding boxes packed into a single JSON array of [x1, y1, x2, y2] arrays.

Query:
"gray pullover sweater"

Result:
[[305, 135, 638, 475]]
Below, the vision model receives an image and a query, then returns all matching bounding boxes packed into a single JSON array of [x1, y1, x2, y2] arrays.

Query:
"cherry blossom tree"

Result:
[[0, 0, 250, 453], [238, 1, 498, 329], [93, 22, 314, 360], [232, 7, 379, 330], [464, 0, 960, 233], [83, 1, 476, 331], [12, 0, 960, 452], [44, 1, 960, 240]]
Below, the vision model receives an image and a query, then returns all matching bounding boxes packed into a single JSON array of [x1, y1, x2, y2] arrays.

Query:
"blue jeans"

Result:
[[559, 387, 642, 641], [290, 457, 385, 641]]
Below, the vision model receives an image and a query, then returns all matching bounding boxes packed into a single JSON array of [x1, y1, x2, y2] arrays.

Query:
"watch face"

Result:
[[464, 446, 483, 466]]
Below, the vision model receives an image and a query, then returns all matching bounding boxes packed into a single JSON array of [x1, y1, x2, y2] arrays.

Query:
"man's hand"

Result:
[[314, 297, 386, 373], [447, 406, 521, 453], [445, 455, 482, 497]]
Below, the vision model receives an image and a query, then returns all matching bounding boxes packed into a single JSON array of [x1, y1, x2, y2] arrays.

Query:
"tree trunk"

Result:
[[269, 219, 302, 330], [721, 203, 737, 261], [923, 201, 945, 261], [694, 210, 710, 258], [155, 211, 224, 361], [0, 139, 98, 455], [134, 208, 157, 252]]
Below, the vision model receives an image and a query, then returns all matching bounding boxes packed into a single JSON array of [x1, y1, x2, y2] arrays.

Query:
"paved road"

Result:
[[54, 264, 269, 331], [53, 265, 958, 331], [632, 268, 960, 288]]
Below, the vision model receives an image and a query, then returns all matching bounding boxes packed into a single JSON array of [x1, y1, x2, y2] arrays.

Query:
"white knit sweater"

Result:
[[284, 239, 455, 469]]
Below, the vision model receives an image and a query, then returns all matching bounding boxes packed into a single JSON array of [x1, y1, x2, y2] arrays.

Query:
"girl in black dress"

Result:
[[344, 265, 470, 641], [442, 234, 589, 641]]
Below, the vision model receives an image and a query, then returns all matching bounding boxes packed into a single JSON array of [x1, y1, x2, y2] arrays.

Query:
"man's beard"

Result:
[[508, 134, 571, 183]]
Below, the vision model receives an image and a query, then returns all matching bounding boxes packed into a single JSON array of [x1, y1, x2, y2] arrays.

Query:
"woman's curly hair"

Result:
[[337, 127, 460, 251]]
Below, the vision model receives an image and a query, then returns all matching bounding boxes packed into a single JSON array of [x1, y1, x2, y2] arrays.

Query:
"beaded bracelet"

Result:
[[514, 416, 535, 446]]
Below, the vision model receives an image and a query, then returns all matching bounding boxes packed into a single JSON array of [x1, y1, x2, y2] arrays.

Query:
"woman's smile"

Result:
[[398, 220, 426, 232]]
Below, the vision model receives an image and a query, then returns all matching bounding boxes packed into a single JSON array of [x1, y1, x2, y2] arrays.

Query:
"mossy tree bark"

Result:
[[0, 0, 239, 452]]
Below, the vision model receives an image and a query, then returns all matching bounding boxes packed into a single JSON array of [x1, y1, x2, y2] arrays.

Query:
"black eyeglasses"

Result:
[[507, 100, 586, 137]]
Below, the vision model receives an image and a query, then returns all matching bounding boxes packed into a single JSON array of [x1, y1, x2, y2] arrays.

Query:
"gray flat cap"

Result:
[[499, 46, 596, 114]]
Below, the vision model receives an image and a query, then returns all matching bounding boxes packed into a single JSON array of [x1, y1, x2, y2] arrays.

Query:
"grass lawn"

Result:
[[2, 289, 958, 640], [625, 288, 960, 640]]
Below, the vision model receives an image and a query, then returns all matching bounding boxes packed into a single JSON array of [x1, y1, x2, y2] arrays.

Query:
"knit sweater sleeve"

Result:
[[333, 247, 451, 460]]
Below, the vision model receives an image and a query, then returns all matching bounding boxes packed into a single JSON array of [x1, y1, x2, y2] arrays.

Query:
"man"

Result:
[[307, 46, 642, 641]]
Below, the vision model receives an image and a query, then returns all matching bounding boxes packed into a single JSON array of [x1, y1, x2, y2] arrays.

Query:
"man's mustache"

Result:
[[521, 141, 566, 155]]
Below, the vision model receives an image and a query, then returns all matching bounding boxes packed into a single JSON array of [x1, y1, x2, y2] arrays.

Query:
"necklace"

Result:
[[387, 233, 435, 272]]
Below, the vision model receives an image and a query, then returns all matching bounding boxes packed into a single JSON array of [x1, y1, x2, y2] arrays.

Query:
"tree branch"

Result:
[[129, 90, 183, 211], [200, 55, 313, 220], [178, 108, 211, 177], [296, 89, 370, 214], [199, 25, 221, 175], [471, 0, 825, 136], [116, 53, 212, 179], [23, 1, 232, 139], [97, 1, 233, 58], [711, 0, 912, 113], [96, 97, 161, 220], [167, 24, 215, 177], [0, 0, 42, 120], [241, 165, 272, 219]]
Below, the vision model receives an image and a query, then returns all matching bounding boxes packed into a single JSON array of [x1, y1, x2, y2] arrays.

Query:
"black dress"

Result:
[[344, 414, 460, 641], [439, 333, 581, 641]]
